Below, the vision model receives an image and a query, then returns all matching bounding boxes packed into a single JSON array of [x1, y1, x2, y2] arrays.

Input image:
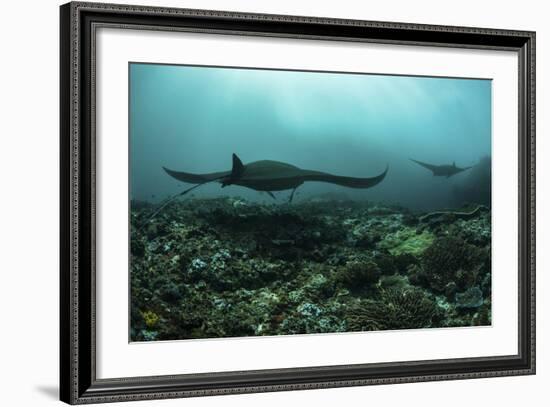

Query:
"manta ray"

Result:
[[136, 154, 388, 229], [410, 158, 473, 178], [164, 153, 389, 203]]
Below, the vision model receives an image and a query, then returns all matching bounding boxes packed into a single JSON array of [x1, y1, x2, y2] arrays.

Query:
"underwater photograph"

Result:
[[129, 62, 492, 342]]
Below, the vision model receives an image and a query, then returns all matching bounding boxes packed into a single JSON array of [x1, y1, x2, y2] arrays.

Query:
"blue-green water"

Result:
[[129, 63, 493, 340], [130, 63, 491, 211]]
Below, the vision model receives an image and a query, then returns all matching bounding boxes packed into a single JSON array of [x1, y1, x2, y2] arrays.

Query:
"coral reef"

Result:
[[455, 286, 484, 309], [346, 288, 440, 331], [335, 260, 381, 292], [130, 197, 491, 341], [421, 236, 488, 293], [419, 205, 489, 226], [378, 227, 435, 257]]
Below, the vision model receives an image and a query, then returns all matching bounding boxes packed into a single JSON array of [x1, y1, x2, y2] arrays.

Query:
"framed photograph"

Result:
[[60, 1, 535, 404]]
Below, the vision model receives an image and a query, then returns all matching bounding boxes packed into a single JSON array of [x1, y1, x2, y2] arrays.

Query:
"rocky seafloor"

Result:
[[130, 197, 491, 341]]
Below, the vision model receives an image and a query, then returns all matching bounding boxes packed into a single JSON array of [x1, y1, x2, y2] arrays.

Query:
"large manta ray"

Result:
[[164, 153, 388, 203], [410, 158, 472, 178]]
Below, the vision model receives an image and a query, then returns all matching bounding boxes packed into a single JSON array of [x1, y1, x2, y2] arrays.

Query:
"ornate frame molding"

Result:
[[60, 2, 535, 404]]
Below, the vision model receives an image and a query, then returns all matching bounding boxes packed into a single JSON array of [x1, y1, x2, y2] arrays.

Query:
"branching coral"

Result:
[[421, 236, 485, 293], [346, 288, 438, 331], [335, 260, 381, 290]]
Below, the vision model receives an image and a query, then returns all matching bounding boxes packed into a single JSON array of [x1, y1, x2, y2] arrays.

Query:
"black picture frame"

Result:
[[60, 1, 536, 404]]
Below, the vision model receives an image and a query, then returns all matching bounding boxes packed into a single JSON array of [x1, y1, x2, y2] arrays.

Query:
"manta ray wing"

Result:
[[163, 154, 388, 191], [409, 158, 440, 173], [410, 158, 474, 178], [298, 165, 389, 189], [162, 167, 230, 184]]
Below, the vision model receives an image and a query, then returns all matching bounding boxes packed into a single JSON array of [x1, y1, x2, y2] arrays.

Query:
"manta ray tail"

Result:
[[137, 183, 203, 231], [302, 164, 389, 189], [139, 167, 230, 231]]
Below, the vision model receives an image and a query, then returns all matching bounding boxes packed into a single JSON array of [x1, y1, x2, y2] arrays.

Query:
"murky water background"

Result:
[[130, 63, 491, 211]]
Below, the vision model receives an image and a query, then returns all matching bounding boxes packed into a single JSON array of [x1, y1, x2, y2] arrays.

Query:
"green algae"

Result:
[[378, 227, 435, 256]]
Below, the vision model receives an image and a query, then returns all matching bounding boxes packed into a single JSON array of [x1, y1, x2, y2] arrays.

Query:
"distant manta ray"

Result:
[[409, 158, 473, 178], [137, 154, 388, 230], [164, 153, 389, 203]]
